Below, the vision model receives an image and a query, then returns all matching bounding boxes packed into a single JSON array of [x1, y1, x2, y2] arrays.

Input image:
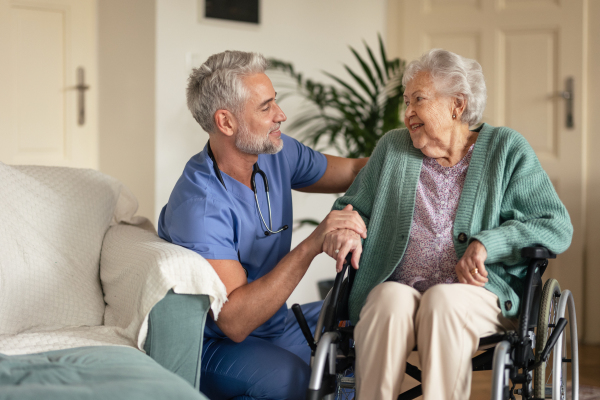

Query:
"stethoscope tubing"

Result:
[[252, 167, 287, 236], [207, 141, 288, 236]]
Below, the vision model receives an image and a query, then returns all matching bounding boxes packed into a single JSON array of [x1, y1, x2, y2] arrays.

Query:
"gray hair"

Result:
[[186, 50, 268, 134], [402, 49, 487, 126]]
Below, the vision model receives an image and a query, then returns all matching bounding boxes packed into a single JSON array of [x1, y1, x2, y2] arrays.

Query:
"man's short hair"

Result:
[[187, 50, 268, 134]]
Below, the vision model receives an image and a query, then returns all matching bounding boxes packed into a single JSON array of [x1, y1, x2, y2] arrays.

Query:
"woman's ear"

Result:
[[214, 110, 237, 137], [453, 95, 467, 119]]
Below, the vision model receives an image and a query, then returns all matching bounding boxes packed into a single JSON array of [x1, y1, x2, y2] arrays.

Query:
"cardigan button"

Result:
[[458, 232, 468, 243], [505, 301, 512, 311]]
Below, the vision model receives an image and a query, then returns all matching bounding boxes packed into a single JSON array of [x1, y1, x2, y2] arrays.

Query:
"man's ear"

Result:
[[214, 109, 237, 137]]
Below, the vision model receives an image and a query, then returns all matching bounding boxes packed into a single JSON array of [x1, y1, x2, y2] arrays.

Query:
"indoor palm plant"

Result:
[[267, 35, 406, 159]]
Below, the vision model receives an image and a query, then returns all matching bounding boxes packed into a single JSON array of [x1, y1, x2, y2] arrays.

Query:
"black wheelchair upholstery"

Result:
[[292, 247, 579, 400]]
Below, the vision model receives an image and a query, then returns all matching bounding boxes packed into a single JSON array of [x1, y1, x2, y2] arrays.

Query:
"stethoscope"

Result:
[[207, 141, 289, 236]]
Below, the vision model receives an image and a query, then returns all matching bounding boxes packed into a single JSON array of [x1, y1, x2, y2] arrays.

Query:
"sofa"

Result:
[[0, 162, 227, 399]]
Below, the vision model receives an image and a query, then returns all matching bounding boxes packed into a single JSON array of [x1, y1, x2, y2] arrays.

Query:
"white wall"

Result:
[[156, 0, 388, 305]]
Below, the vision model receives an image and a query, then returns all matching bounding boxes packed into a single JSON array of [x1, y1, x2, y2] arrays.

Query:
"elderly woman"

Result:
[[323, 49, 573, 400]]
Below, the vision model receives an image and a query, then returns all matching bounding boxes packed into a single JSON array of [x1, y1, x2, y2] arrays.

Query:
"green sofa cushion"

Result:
[[0, 346, 207, 400]]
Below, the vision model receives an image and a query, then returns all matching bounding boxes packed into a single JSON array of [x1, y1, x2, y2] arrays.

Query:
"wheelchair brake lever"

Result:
[[539, 317, 568, 363], [292, 303, 317, 353], [530, 317, 568, 370]]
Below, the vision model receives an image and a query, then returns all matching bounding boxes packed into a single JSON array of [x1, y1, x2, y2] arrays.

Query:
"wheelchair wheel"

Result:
[[534, 279, 563, 399], [335, 369, 355, 400]]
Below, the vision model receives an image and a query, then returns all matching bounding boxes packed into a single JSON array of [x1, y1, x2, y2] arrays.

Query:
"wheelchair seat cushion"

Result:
[[0, 346, 206, 400]]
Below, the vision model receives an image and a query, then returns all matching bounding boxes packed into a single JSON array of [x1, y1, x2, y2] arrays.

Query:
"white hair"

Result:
[[186, 50, 268, 134], [402, 49, 487, 126]]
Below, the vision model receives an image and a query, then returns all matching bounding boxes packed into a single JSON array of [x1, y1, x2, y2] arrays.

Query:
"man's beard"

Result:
[[234, 122, 283, 155]]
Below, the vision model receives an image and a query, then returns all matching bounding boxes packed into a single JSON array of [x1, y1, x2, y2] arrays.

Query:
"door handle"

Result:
[[75, 67, 90, 126], [559, 77, 574, 129]]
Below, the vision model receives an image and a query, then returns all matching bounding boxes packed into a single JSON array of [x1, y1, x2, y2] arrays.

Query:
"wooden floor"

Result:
[[399, 344, 600, 399], [470, 344, 600, 400]]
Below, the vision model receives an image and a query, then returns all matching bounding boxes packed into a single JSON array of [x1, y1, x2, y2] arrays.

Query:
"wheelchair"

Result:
[[292, 247, 579, 400]]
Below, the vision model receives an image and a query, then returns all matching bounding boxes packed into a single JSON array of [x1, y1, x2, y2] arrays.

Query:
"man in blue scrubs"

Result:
[[158, 50, 367, 400]]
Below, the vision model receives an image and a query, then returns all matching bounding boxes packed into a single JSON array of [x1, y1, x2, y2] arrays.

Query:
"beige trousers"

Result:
[[354, 282, 517, 400]]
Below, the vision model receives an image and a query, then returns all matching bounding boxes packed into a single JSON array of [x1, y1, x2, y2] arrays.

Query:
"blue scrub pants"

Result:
[[200, 301, 322, 400]]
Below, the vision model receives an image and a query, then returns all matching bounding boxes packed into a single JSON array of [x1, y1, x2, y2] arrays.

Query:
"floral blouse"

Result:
[[386, 145, 474, 292]]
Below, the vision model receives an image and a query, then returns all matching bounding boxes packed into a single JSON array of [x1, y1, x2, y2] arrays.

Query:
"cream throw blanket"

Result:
[[0, 162, 226, 355]]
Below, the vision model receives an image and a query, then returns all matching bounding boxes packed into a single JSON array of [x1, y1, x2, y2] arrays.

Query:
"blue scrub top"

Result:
[[158, 134, 327, 339]]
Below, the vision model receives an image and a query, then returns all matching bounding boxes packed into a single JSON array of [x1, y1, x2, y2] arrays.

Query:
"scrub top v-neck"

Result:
[[158, 134, 327, 338]]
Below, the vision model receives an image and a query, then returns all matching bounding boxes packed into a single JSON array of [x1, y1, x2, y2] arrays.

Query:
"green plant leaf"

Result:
[[267, 35, 405, 158], [322, 71, 368, 105], [343, 65, 376, 101], [365, 41, 384, 85], [378, 34, 390, 79], [349, 46, 378, 92]]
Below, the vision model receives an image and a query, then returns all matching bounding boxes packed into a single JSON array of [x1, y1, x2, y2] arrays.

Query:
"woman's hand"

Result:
[[456, 240, 489, 287], [322, 228, 363, 272]]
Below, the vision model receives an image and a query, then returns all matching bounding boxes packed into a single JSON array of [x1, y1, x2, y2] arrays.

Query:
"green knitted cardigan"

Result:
[[333, 123, 573, 324]]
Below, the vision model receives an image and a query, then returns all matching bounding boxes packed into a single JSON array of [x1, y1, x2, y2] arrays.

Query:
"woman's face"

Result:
[[403, 71, 457, 158]]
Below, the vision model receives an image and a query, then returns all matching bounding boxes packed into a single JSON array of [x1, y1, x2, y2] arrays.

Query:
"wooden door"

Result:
[[392, 0, 586, 331], [0, 0, 98, 168]]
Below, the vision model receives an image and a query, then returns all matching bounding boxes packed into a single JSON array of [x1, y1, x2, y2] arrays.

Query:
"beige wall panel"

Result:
[[425, 32, 480, 60], [387, 0, 404, 59], [501, 30, 557, 158], [584, 0, 600, 344], [426, 0, 481, 12], [98, 0, 156, 222], [12, 8, 65, 155], [498, 0, 559, 11]]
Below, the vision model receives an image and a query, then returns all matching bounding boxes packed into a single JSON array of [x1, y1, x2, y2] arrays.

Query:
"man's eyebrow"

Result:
[[258, 92, 277, 108]]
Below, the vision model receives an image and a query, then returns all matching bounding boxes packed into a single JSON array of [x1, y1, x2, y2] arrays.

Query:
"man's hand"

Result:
[[456, 240, 489, 287], [323, 228, 362, 272], [305, 204, 367, 257]]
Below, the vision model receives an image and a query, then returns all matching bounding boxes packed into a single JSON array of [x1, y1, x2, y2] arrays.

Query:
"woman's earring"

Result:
[[452, 114, 456, 119]]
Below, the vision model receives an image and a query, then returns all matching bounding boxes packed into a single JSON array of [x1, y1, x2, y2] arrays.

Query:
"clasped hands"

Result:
[[307, 204, 364, 273], [317, 204, 489, 286]]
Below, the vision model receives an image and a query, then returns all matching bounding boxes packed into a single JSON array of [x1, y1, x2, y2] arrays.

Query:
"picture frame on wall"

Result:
[[204, 0, 259, 24]]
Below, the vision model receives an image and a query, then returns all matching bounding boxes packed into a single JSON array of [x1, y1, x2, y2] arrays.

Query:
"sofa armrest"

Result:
[[100, 224, 227, 350], [143, 290, 210, 389]]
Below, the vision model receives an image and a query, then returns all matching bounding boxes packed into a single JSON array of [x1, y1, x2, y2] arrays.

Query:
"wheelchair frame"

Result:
[[292, 247, 579, 400]]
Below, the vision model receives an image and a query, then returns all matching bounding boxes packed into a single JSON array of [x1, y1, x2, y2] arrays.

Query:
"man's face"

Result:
[[234, 73, 287, 155]]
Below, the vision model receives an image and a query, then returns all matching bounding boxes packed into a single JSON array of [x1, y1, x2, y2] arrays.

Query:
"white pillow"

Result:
[[0, 163, 138, 334]]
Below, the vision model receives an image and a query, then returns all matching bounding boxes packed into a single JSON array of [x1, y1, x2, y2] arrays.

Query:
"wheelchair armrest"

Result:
[[521, 246, 556, 259], [519, 247, 555, 340]]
